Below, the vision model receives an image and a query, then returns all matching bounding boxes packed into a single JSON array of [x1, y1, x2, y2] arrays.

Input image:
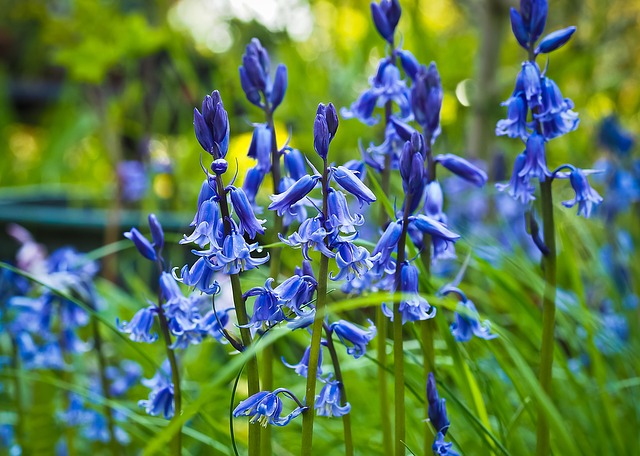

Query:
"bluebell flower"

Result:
[[496, 153, 536, 204], [371, 220, 403, 275], [423, 181, 447, 223], [282, 344, 323, 378], [280, 216, 335, 260], [148, 214, 164, 255], [191, 179, 217, 224], [274, 274, 317, 316], [315, 379, 351, 417], [450, 299, 496, 342], [598, 115, 635, 156], [314, 103, 339, 159], [435, 154, 488, 187], [213, 220, 269, 274], [427, 372, 450, 435], [362, 123, 404, 171], [233, 389, 306, 427], [383, 262, 436, 323], [124, 228, 157, 262], [370, 0, 401, 43], [329, 319, 376, 359], [139, 363, 174, 419], [117, 160, 147, 202], [536, 26, 576, 54], [509, 7, 530, 49], [229, 186, 266, 239], [248, 123, 272, 172], [181, 199, 223, 248], [117, 306, 158, 343], [270, 64, 288, 111], [400, 135, 425, 201], [268, 174, 321, 215], [343, 159, 367, 181], [173, 257, 220, 295], [519, 133, 550, 181], [199, 307, 232, 343], [536, 77, 579, 140], [245, 278, 285, 328], [330, 241, 377, 281], [520, 61, 542, 109], [326, 189, 364, 234], [284, 147, 308, 180], [243, 167, 267, 208], [106, 360, 143, 397], [561, 168, 603, 218], [341, 89, 379, 126], [519, 0, 548, 44], [496, 93, 529, 140], [410, 214, 460, 247], [411, 63, 443, 141], [432, 432, 459, 456], [239, 38, 270, 105], [194, 91, 229, 158], [332, 166, 376, 207], [398, 49, 419, 81]]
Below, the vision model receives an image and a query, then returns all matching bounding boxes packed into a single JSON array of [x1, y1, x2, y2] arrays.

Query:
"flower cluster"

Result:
[[496, 0, 602, 218], [427, 373, 459, 455]]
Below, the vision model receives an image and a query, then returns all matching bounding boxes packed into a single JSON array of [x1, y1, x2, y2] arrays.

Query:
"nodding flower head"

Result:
[[330, 241, 377, 282], [450, 298, 497, 343], [399, 133, 425, 200], [423, 181, 446, 223], [411, 63, 443, 141], [370, 0, 402, 44], [139, 362, 174, 419], [432, 432, 460, 456], [282, 344, 323, 378], [316, 379, 351, 417], [181, 199, 223, 249], [384, 262, 436, 324], [280, 216, 335, 260], [427, 373, 450, 435], [496, 153, 536, 204], [371, 220, 403, 275], [332, 166, 376, 207], [284, 147, 308, 181], [268, 174, 320, 216], [329, 319, 377, 359], [314, 103, 339, 159], [117, 306, 158, 343], [435, 154, 488, 187], [561, 168, 603, 218], [519, 133, 551, 182], [496, 93, 529, 140], [229, 186, 266, 239], [274, 272, 317, 316], [233, 389, 306, 427], [173, 257, 220, 295], [536, 77, 579, 140], [245, 278, 284, 328], [520, 61, 542, 110], [326, 189, 365, 234], [124, 228, 157, 262], [194, 91, 229, 159], [214, 220, 269, 274], [248, 123, 272, 173]]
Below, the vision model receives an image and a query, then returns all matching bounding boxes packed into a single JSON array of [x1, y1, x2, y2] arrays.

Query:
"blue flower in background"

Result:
[[245, 279, 284, 328], [427, 372, 450, 435], [450, 298, 496, 343], [432, 432, 459, 456], [411, 63, 443, 141], [117, 306, 158, 343], [106, 360, 143, 397], [383, 262, 436, 323], [139, 362, 175, 419], [282, 344, 323, 378], [370, 0, 401, 44], [330, 242, 377, 282], [598, 115, 635, 156], [561, 168, 603, 218]]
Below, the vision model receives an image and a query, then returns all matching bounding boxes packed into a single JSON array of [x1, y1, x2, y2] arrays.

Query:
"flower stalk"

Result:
[[92, 317, 119, 455]]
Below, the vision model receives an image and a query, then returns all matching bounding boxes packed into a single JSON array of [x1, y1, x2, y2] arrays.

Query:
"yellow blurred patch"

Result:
[[585, 92, 614, 119], [153, 174, 174, 199], [420, 0, 462, 32], [441, 93, 458, 125], [9, 126, 39, 164], [336, 6, 367, 49]]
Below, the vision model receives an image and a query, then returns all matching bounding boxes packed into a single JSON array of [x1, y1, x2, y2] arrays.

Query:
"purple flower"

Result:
[[435, 154, 488, 187], [117, 160, 147, 202], [400, 135, 425, 201], [243, 167, 267, 207], [450, 299, 496, 342], [427, 373, 450, 435], [519, 0, 548, 43], [180, 199, 223, 249], [124, 228, 157, 262], [536, 26, 576, 54], [519, 133, 551, 182], [117, 306, 158, 343], [314, 103, 339, 159], [383, 262, 436, 323], [214, 221, 269, 274], [423, 181, 447, 223], [411, 63, 443, 141], [239, 38, 270, 106], [315, 380, 351, 417], [561, 168, 603, 218], [194, 91, 229, 158], [270, 64, 288, 111], [106, 360, 143, 397], [521, 61, 542, 110], [282, 345, 323, 378], [371, 220, 403, 275], [432, 432, 460, 456], [329, 319, 376, 359], [268, 174, 320, 215], [274, 274, 317, 316], [535, 77, 579, 140], [173, 257, 220, 295], [496, 94, 529, 140], [139, 363, 174, 419], [284, 147, 308, 180], [245, 278, 284, 328], [248, 123, 272, 172], [370, 0, 401, 43], [496, 153, 536, 204], [280, 216, 335, 260], [229, 186, 266, 239], [330, 241, 376, 282], [326, 189, 364, 234], [332, 166, 376, 207], [233, 389, 306, 427]]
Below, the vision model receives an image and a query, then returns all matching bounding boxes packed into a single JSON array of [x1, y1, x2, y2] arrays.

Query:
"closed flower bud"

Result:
[[510, 7, 530, 49], [211, 158, 228, 175], [270, 64, 288, 110], [536, 26, 576, 54], [124, 228, 157, 262], [435, 154, 488, 187], [284, 148, 307, 181], [332, 166, 376, 207], [230, 186, 266, 239], [398, 49, 419, 81], [148, 214, 164, 254], [268, 174, 321, 216], [248, 124, 272, 172]]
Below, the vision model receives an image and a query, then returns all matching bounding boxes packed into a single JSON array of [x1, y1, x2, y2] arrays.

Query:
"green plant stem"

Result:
[[324, 323, 354, 456], [393, 194, 413, 456], [156, 298, 183, 455], [58, 307, 77, 456], [377, 101, 394, 456], [92, 317, 119, 455], [301, 157, 330, 456], [262, 100, 283, 456], [215, 174, 261, 456], [535, 179, 557, 456], [9, 336, 24, 450]]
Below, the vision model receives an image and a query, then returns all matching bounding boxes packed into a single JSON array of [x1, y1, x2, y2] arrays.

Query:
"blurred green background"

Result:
[[1, 0, 638, 254]]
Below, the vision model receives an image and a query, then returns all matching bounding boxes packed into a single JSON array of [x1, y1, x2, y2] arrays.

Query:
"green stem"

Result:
[[535, 179, 557, 456], [9, 336, 24, 450], [262, 101, 283, 456], [92, 317, 119, 455], [324, 324, 354, 456], [156, 300, 183, 455], [215, 174, 261, 456], [301, 158, 330, 456]]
